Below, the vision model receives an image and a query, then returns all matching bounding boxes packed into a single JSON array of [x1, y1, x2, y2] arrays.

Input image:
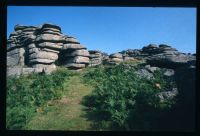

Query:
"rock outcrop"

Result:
[[120, 44, 195, 68], [108, 53, 123, 65], [89, 50, 103, 66], [145, 44, 195, 69], [7, 23, 90, 76], [7, 24, 65, 76], [61, 37, 90, 70]]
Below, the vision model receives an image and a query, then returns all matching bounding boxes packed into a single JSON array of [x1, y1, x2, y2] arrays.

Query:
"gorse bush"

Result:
[[82, 63, 177, 130], [6, 68, 73, 130]]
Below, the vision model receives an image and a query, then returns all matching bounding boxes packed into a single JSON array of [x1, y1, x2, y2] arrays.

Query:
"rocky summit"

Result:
[[7, 24, 196, 78]]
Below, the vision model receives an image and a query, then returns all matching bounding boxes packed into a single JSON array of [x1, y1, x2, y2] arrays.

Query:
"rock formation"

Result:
[[89, 50, 103, 66], [120, 44, 195, 66], [7, 23, 90, 76], [108, 53, 123, 65], [61, 37, 90, 70]]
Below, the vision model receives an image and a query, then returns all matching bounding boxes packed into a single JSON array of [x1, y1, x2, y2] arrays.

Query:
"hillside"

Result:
[[7, 60, 195, 131], [6, 23, 196, 131]]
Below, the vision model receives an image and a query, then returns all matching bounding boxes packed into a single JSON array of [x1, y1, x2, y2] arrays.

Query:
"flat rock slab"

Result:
[[29, 51, 58, 60], [65, 49, 90, 57], [66, 37, 80, 44], [67, 56, 89, 64], [110, 58, 123, 62], [29, 58, 55, 64], [65, 63, 86, 69], [37, 42, 63, 50], [41, 23, 61, 31], [62, 44, 86, 50], [110, 53, 123, 58], [36, 34, 65, 42]]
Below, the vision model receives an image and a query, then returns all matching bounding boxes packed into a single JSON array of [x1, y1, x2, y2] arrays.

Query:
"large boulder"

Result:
[[65, 49, 90, 57], [107, 53, 123, 65], [89, 50, 103, 66], [35, 34, 65, 42], [110, 53, 123, 58], [147, 53, 192, 69], [67, 56, 89, 64], [59, 36, 89, 70], [62, 44, 86, 50]]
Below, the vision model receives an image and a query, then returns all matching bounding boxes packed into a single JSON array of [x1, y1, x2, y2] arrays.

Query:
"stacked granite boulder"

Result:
[[108, 53, 123, 65], [61, 36, 90, 70], [146, 44, 195, 69], [88, 50, 103, 66], [7, 25, 40, 76], [30, 24, 65, 73], [7, 25, 37, 67], [120, 44, 195, 69], [7, 23, 66, 76]]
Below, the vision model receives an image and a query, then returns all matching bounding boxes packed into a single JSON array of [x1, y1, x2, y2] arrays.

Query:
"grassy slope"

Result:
[[25, 73, 98, 130]]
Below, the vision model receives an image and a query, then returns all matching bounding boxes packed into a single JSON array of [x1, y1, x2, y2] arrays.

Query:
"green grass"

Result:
[[7, 63, 178, 131], [6, 67, 74, 130], [25, 75, 99, 130]]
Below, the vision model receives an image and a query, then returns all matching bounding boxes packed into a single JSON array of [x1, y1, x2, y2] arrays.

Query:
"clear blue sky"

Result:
[[7, 6, 196, 54]]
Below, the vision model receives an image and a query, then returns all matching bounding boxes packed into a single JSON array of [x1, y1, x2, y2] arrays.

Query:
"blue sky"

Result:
[[7, 6, 196, 54]]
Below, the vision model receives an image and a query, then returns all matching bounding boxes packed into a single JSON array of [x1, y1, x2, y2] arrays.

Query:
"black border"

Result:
[[1, 0, 199, 136]]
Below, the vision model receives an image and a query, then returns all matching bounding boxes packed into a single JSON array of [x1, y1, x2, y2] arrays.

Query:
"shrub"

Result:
[[6, 68, 73, 130], [83, 63, 177, 130]]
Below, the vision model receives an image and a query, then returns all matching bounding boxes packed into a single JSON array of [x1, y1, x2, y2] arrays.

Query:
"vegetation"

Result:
[[6, 67, 74, 130], [82, 63, 177, 130], [6, 62, 178, 130], [24, 75, 95, 130]]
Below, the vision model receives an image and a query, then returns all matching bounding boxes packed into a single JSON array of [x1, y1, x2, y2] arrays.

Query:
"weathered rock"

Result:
[[14, 25, 37, 31], [144, 65, 160, 73], [142, 44, 159, 54], [28, 47, 41, 54], [159, 44, 171, 48], [41, 30, 62, 36], [67, 56, 89, 64], [7, 48, 25, 66], [110, 53, 123, 58], [65, 49, 90, 57], [89, 50, 103, 66], [89, 58, 102, 66], [65, 37, 80, 44], [41, 48, 60, 53], [7, 67, 22, 77], [110, 58, 123, 62], [134, 68, 154, 80], [7, 56, 19, 67], [64, 63, 86, 69], [147, 53, 190, 69], [27, 43, 36, 49], [90, 54, 102, 58], [59, 35, 89, 69], [29, 58, 55, 64], [41, 23, 61, 31], [124, 57, 138, 61], [43, 64, 57, 75], [41, 27, 61, 33], [35, 34, 65, 42], [163, 69, 175, 77], [157, 88, 178, 102], [21, 68, 35, 75], [29, 51, 58, 60], [7, 23, 67, 71], [37, 42, 62, 50], [62, 44, 86, 50]]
